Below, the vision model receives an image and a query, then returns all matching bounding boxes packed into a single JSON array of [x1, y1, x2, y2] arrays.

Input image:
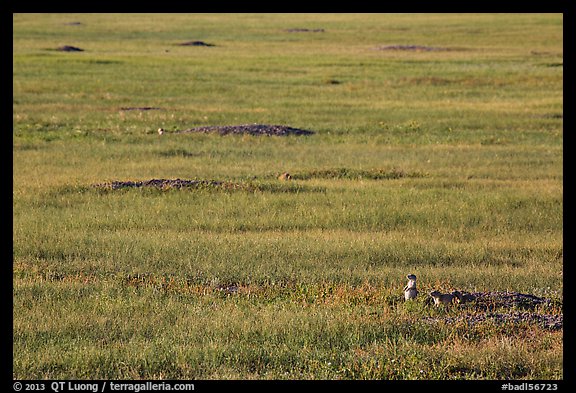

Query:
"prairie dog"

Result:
[[452, 290, 476, 304], [403, 274, 418, 300], [278, 172, 292, 181], [429, 290, 456, 306]]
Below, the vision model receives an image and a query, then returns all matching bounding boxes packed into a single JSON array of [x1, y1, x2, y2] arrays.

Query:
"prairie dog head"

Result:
[[278, 172, 292, 181], [429, 290, 441, 298], [451, 290, 475, 304], [405, 274, 417, 289]]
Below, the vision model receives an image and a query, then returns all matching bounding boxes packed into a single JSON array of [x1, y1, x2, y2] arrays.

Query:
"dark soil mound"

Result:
[[469, 291, 554, 311], [91, 178, 322, 194], [93, 179, 229, 190], [177, 41, 215, 47], [285, 28, 325, 33], [424, 312, 562, 331], [120, 107, 162, 111], [176, 124, 315, 136], [56, 45, 84, 52], [422, 291, 562, 331], [376, 45, 453, 52]]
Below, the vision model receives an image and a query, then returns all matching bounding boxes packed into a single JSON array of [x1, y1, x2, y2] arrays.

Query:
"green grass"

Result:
[[13, 13, 562, 380]]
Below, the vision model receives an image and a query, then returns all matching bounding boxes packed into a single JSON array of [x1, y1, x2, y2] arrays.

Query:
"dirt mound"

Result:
[[91, 178, 323, 194], [175, 124, 315, 136], [56, 45, 84, 52], [284, 28, 325, 33], [376, 44, 456, 52], [177, 41, 215, 47], [93, 179, 230, 190], [422, 291, 562, 331], [469, 291, 554, 311], [424, 312, 562, 331], [120, 107, 162, 111]]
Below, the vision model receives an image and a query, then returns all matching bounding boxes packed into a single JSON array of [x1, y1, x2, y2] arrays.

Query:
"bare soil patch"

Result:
[[423, 291, 562, 331], [92, 179, 240, 191], [284, 28, 325, 33], [175, 124, 315, 136], [425, 311, 563, 331], [90, 178, 323, 194], [468, 291, 556, 311], [56, 45, 84, 52], [376, 44, 462, 52], [177, 41, 215, 47], [120, 107, 162, 111]]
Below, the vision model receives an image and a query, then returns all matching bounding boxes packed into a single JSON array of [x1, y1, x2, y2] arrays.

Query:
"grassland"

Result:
[[13, 13, 563, 380]]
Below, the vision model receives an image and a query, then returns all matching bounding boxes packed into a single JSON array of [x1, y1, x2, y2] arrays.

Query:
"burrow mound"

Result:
[[423, 291, 562, 331], [468, 291, 556, 311], [56, 45, 84, 52], [424, 311, 562, 331], [376, 44, 461, 52], [175, 124, 315, 136], [92, 178, 239, 191], [120, 107, 162, 111], [91, 178, 322, 194], [284, 28, 325, 33], [177, 41, 215, 47]]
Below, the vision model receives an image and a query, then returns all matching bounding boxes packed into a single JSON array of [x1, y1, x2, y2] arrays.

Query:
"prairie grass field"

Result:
[[12, 13, 563, 380]]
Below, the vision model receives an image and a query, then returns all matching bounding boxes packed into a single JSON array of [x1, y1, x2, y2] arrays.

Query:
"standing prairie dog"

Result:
[[403, 274, 418, 300], [429, 290, 456, 306]]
